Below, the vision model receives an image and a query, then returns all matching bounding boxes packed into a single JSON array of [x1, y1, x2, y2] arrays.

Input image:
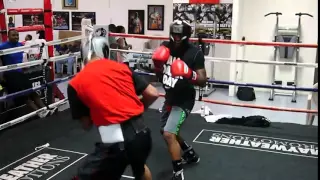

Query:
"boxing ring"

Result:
[[0, 21, 318, 179]]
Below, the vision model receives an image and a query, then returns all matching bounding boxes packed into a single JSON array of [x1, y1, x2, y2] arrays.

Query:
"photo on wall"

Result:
[[62, 0, 78, 10], [173, 3, 233, 40], [71, 12, 96, 31], [128, 10, 145, 34], [7, 15, 15, 28], [147, 5, 164, 31], [22, 14, 44, 26], [53, 11, 70, 30]]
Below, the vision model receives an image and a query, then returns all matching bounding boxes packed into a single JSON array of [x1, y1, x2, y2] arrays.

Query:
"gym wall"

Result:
[[233, 0, 318, 94], [4, 0, 318, 94]]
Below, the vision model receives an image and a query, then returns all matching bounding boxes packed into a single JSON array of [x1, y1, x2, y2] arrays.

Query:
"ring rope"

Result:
[[0, 52, 81, 73], [109, 32, 318, 48], [157, 93, 318, 114], [0, 74, 74, 102], [0, 99, 68, 131], [137, 71, 318, 92], [0, 35, 83, 56], [111, 48, 318, 68]]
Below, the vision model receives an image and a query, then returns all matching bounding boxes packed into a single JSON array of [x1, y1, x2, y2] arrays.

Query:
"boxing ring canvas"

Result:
[[0, 109, 317, 180]]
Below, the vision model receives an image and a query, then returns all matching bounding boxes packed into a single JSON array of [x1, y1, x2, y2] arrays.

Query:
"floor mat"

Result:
[[0, 109, 317, 180]]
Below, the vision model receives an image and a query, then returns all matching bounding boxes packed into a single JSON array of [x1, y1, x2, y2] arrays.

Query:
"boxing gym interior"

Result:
[[0, 0, 318, 179]]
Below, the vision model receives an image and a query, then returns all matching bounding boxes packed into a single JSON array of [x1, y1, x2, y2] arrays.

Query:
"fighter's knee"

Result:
[[163, 131, 176, 142]]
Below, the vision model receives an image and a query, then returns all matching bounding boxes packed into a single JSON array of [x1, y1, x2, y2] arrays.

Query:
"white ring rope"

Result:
[[0, 35, 83, 56], [111, 48, 318, 68], [0, 52, 81, 73], [83, 25, 318, 69], [0, 99, 68, 131]]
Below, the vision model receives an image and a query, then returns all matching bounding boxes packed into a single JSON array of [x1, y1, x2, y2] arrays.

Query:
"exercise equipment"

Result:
[[265, 12, 313, 102], [194, 26, 216, 97]]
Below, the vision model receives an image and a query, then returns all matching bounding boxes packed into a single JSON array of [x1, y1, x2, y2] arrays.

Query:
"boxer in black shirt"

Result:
[[152, 20, 207, 180]]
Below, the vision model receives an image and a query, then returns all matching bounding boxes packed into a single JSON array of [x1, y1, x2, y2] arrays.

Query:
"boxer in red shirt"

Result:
[[68, 36, 158, 180]]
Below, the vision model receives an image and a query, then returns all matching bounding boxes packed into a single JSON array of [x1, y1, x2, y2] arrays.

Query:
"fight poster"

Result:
[[172, 3, 232, 40], [147, 5, 164, 31], [22, 14, 44, 26], [71, 12, 96, 31], [53, 11, 70, 30], [128, 10, 145, 35]]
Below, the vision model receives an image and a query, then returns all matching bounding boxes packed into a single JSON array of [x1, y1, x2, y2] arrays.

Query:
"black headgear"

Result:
[[169, 20, 192, 45]]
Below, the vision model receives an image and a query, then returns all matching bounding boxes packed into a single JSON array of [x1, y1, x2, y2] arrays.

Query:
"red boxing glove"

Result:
[[171, 59, 198, 81], [152, 46, 170, 72]]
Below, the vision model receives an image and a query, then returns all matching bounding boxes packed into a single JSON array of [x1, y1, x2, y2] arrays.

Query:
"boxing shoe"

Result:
[[172, 169, 185, 180], [181, 148, 200, 165]]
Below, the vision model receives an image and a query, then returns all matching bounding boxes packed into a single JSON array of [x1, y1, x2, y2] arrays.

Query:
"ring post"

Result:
[[44, 0, 54, 103], [0, 0, 7, 42]]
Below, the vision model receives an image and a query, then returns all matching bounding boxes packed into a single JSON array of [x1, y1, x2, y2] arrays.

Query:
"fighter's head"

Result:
[[169, 20, 192, 48], [81, 36, 109, 65]]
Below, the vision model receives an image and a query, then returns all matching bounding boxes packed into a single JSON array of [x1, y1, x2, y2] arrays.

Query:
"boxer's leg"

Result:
[[127, 129, 152, 180], [162, 106, 187, 179], [75, 143, 128, 180], [175, 108, 200, 164]]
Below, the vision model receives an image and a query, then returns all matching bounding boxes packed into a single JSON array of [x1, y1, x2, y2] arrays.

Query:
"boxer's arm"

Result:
[[193, 50, 207, 87], [131, 72, 159, 109], [67, 85, 92, 130]]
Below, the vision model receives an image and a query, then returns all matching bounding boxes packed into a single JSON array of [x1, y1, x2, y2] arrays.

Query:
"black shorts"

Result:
[[4, 71, 36, 105], [75, 128, 152, 180]]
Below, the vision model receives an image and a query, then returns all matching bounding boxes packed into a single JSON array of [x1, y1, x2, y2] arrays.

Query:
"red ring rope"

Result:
[[158, 93, 318, 114], [109, 33, 318, 48]]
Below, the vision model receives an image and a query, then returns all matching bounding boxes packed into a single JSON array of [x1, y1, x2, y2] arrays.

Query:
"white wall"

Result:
[[4, 0, 318, 92], [232, 0, 318, 94], [109, 0, 172, 51]]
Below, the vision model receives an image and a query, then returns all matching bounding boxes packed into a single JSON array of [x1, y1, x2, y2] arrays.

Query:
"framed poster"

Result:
[[62, 0, 78, 10], [53, 11, 70, 30], [22, 14, 44, 26], [172, 3, 233, 39], [7, 15, 15, 28], [128, 10, 145, 34], [147, 5, 164, 31], [71, 12, 96, 31]]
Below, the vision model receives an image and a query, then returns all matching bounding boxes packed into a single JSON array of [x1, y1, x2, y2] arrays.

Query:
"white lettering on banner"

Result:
[[209, 133, 318, 156], [0, 154, 71, 180], [162, 56, 183, 89], [32, 81, 41, 89], [32, 81, 42, 96], [193, 130, 318, 158]]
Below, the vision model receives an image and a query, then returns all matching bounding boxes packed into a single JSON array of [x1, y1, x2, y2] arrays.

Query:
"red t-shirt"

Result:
[[69, 59, 147, 126]]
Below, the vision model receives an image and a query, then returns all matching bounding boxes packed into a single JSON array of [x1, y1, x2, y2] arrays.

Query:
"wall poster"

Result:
[[53, 11, 70, 30], [22, 15, 44, 26], [128, 10, 145, 34], [172, 3, 233, 40], [71, 12, 96, 31]]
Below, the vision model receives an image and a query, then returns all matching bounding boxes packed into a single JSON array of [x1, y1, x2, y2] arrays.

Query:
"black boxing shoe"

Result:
[[182, 149, 200, 165]]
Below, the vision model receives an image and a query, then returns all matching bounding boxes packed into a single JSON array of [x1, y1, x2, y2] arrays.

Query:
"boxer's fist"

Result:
[[171, 59, 197, 80], [152, 46, 170, 72]]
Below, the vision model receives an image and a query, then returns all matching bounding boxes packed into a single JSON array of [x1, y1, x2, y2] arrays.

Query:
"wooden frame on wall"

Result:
[[62, 0, 78, 10], [147, 5, 164, 31]]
